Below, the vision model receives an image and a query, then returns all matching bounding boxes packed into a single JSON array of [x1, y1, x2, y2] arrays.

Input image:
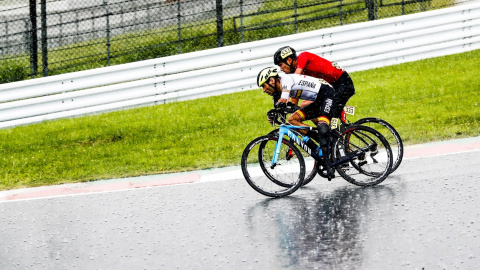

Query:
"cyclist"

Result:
[[257, 66, 338, 178], [273, 46, 355, 121]]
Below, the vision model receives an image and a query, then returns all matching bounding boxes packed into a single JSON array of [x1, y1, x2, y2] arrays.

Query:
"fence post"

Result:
[[366, 0, 377, 21], [340, 0, 343, 25], [103, 0, 111, 66], [177, 0, 182, 53], [294, 0, 298, 33], [240, 0, 244, 42], [29, 0, 38, 77], [216, 0, 223, 47], [40, 0, 48, 77]]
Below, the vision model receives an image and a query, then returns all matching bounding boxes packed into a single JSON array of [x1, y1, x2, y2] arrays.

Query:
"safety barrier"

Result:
[[1, 2, 479, 129]]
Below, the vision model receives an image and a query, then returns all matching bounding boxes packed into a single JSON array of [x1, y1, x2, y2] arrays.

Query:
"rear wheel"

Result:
[[333, 125, 393, 186], [353, 118, 403, 173], [241, 135, 305, 197]]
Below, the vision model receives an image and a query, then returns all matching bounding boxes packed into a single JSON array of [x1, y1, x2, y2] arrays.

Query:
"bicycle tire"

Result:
[[353, 117, 403, 173], [266, 129, 317, 186], [241, 135, 305, 197], [333, 125, 393, 186]]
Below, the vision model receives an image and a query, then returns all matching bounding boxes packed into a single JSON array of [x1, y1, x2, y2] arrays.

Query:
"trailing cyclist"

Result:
[[257, 66, 339, 178], [273, 46, 355, 121]]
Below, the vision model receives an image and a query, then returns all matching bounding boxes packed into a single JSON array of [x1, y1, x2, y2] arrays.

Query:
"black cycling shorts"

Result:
[[332, 72, 355, 117], [296, 83, 338, 122]]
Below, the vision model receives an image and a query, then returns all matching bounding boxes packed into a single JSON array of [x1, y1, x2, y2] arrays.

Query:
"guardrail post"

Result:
[[40, 0, 48, 77], [216, 0, 224, 47], [29, 0, 38, 77]]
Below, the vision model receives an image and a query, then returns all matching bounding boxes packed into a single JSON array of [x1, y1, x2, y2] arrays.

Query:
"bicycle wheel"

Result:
[[333, 125, 393, 186], [266, 129, 317, 186], [241, 135, 305, 197], [354, 117, 403, 173], [301, 158, 318, 185]]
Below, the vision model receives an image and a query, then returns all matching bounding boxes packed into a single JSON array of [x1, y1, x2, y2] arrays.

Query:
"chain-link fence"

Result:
[[0, 0, 471, 84]]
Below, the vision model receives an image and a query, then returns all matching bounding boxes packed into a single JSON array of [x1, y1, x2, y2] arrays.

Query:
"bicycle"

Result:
[[266, 104, 403, 186], [241, 105, 394, 197], [337, 105, 403, 173]]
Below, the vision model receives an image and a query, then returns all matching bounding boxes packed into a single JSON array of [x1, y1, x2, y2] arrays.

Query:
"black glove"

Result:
[[275, 101, 287, 109], [267, 108, 276, 117], [268, 117, 274, 126], [266, 109, 277, 126]]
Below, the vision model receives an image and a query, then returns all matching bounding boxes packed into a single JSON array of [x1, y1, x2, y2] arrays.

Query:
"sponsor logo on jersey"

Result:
[[324, 98, 333, 113], [298, 80, 316, 88]]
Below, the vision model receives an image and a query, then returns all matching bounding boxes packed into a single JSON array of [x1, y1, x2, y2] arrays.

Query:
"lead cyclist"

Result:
[[257, 66, 341, 178]]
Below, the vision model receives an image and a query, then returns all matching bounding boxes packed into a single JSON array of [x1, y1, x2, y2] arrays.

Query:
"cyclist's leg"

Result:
[[333, 72, 356, 118], [287, 108, 319, 142], [303, 85, 339, 178], [285, 100, 318, 186], [287, 110, 319, 152], [288, 110, 310, 130]]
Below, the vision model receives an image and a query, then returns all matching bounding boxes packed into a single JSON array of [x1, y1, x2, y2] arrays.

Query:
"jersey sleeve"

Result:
[[296, 52, 309, 71], [280, 74, 294, 100]]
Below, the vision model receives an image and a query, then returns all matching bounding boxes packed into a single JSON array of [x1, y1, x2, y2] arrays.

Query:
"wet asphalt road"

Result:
[[1, 151, 479, 269]]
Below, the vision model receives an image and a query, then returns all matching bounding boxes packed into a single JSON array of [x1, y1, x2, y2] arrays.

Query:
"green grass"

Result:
[[0, 49, 479, 190], [348, 51, 480, 143]]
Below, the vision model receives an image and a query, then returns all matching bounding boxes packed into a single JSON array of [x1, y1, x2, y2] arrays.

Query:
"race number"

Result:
[[344, 105, 355, 115], [280, 47, 294, 59], [318, 78, 332, 87], [330, 118, 340, 130], [332, 62, 345, 71], [318, 78, 328, 85]]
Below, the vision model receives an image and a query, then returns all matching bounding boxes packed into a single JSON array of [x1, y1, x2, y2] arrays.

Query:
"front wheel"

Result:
[[266, 129, 317, 186], [241, 135, 305, 197]]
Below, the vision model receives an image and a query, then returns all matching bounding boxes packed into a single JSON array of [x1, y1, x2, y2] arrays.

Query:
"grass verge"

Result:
[[0, 49, 479, 190]]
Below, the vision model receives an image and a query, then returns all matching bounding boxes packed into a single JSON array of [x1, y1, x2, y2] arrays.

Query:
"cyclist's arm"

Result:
[[294, 67, 304, 75], [295, 54, 308, 75], [289, 97, 300, 105], [278, 97, 288, 104], [278, 74, 295, 104]]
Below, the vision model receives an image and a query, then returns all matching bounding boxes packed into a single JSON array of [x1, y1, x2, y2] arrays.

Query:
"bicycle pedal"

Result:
[[327, 167, 335, 180]]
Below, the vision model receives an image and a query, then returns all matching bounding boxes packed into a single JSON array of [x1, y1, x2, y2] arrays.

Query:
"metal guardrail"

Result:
[[0, 2, 479, 129]]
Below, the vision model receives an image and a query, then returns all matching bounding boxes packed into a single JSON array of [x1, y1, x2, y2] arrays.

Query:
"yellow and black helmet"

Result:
[[257, 67, 279, 87]]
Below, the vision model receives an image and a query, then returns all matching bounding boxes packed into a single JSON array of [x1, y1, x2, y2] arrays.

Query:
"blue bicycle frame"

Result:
[[271, 124, 365, 169], [271, 124, 322, 168]]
